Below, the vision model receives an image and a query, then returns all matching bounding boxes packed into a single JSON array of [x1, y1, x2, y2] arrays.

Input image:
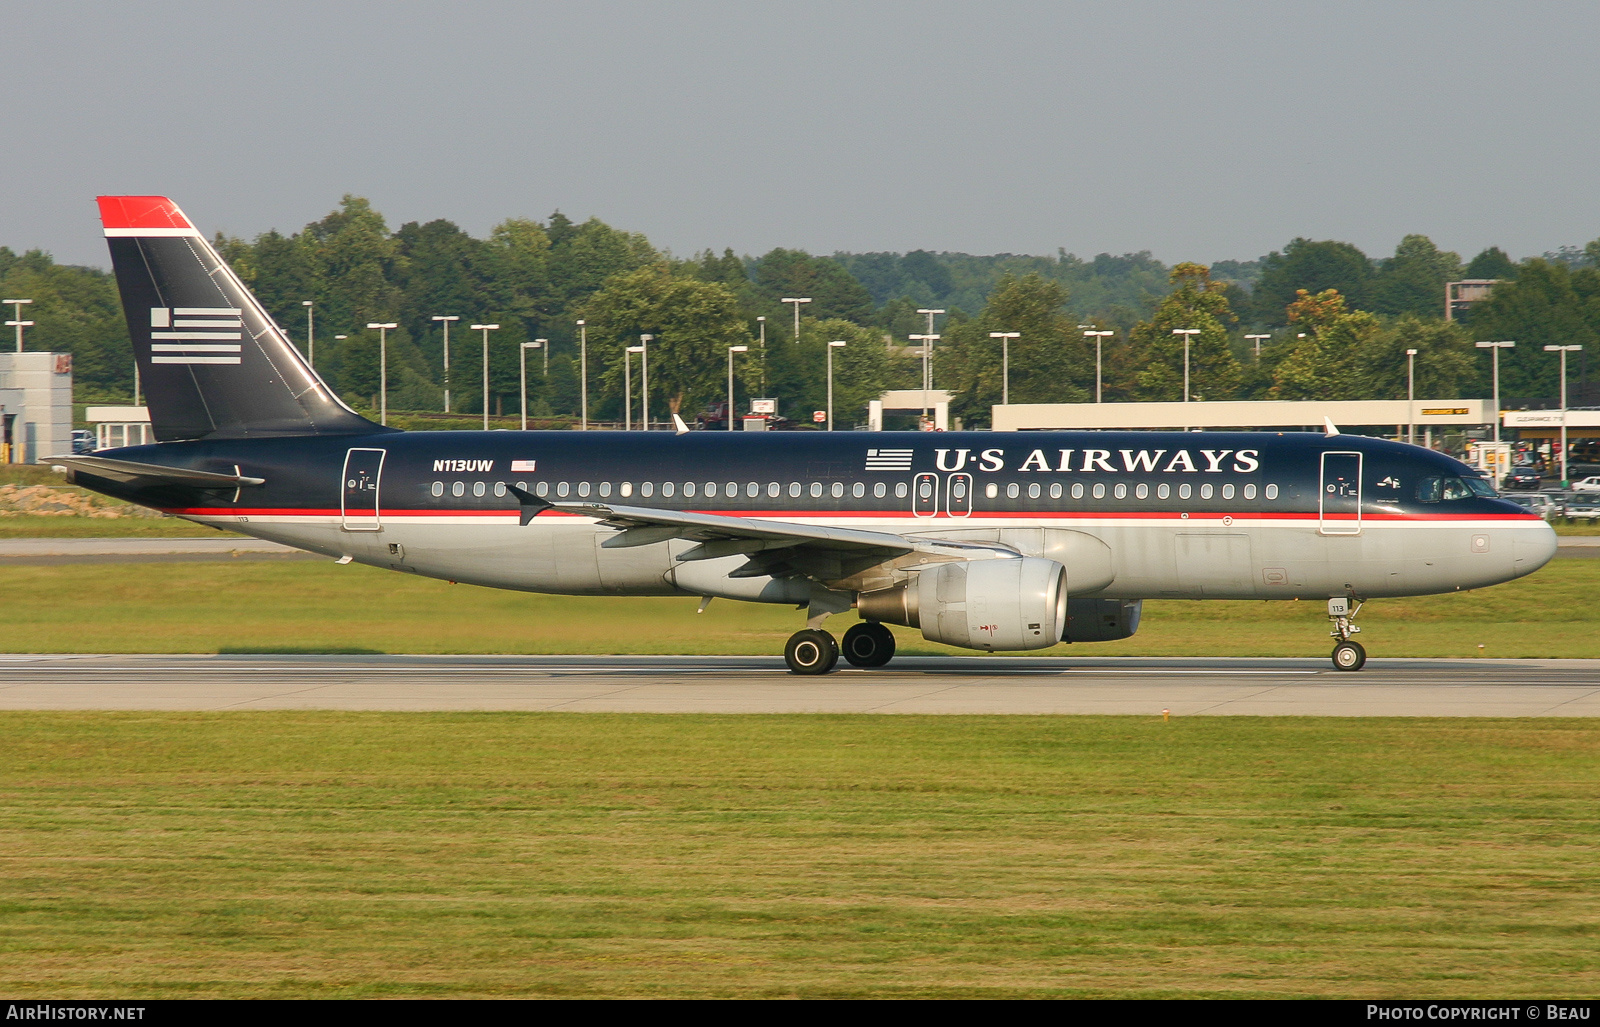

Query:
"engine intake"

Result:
[[858, 557, 1067, 652]]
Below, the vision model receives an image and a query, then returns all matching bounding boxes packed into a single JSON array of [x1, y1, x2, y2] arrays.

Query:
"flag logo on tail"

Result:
[[149, 307, 243, 364]]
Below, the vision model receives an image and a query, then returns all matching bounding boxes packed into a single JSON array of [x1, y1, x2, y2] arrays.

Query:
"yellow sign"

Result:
[[1421, 407, 1469, 416]]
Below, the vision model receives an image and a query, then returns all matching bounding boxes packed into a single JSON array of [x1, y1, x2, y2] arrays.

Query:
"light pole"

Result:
[[520, 340, 542, 430], [577, 319, 588, 431], [1084, 330, 1113, 402], [756, 315, 766, 392], [534, 338, 548, 376], [1545, 344, 1583, 485], [781, 298, 811, 343], [909, 334, 940, 422], [727, 344, 748, 430], [302, 301, 314, 365], [432, 315, 459, 412], [1475, 340, 1515, 443], [990, 332, 1020, 404], [3, 298, 33, 353], [639, 334, 652, 430], [827, 340, 847, 430], [1172, 329, 1200, 402], [1406, 348, 1418, 445], [624, 345, 644, 430], [366, 322, 397, 425], [470, 323, 499, 430], [1245, 333, 1270, 360]]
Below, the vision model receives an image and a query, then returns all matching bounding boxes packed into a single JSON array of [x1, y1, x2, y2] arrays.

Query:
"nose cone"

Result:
[[1511, 519, 1559, 579]]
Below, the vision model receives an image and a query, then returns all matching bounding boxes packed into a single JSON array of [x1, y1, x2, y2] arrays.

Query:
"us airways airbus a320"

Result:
[[54, 196, 1558, 673]]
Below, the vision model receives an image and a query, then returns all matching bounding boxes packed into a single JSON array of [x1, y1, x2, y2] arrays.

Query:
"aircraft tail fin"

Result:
[[97, 196, 388, 443]]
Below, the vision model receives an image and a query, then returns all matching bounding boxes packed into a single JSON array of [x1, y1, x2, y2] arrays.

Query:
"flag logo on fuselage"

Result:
[[148, 307, 243, 364], [865, 448, 914, 471]]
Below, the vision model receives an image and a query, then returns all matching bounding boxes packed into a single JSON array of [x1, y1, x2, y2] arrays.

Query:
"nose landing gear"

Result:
[[1328, 596, 1366, 671]]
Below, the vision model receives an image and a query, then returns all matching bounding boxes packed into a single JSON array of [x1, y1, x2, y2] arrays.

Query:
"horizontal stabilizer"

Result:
[[47, 454, 265, 489]]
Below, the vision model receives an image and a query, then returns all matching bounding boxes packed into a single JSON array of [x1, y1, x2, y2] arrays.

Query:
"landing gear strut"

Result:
[[1328, 597, 1366, 672], [784, 629, 839, 675], [842, 622, 896, 668]]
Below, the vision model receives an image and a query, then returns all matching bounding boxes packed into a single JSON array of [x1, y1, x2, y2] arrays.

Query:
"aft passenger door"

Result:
[[1319, 451, 1362, 536], [341, 448, 386, 531]]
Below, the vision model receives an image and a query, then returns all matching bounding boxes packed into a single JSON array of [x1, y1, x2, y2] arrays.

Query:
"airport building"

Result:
[[0, 351, 72, 464]]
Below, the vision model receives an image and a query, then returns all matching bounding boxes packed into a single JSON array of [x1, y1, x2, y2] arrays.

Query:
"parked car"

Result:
[[1569, 475, 1600, 493], [1563, 495, 1600, 524], [1503, 465, 1542, 490], [1504, 493, 1560, 520], [70, 429, 96, 454]]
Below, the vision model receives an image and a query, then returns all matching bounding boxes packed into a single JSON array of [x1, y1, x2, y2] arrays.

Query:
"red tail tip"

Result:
[[96, 196, 195, 231]]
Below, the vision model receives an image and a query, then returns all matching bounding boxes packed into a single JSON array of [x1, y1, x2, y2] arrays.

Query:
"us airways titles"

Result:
[[932, 447, 1261, 474]]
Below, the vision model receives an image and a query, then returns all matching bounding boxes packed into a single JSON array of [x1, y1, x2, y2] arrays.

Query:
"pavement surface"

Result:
[[1, 654, 1596, 716]]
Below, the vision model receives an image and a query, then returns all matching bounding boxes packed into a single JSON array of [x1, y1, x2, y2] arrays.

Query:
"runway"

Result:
[[1, 654, 1597, 715]]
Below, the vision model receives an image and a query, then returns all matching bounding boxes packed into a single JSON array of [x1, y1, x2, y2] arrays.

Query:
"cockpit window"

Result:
[[1419, 475, 1487, 503]]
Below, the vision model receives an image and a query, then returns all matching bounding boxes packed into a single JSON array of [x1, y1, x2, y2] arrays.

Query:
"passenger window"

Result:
[[789, 482, 802, 497], [452, 481, 465, 497], [852, 482, 865, 498], [1135, 483, 1148, 500], [516, 481, 527, 492], [728, 482, 740, 497], [535, 481, 549, 498], [1071, 483, 1084, 500], [1416, 477, 1441, 503], [431, 481, 443, 497], [1222, 483, 1235, 500], [747, 482, 759, 498], [1200, 483, 1213, 500], [577, 482, 591, 497], [1028, 483, 1040, 499], [641, 482, 654, 497], [598, 481, 612, 498], [556, 482, 570, 497], [702, 482, 715, 497], [985, 482, 998, 499], [680, 482, 692, 497], [1244, 484, 1256, 500], [473, 481, 486, 498], [1092, 483, 1106, 499], [1265, 484, 1279, 500], [895, 482, 909, 499], [494, 482, 507, 498], [620, 482, 632, 498], [1179, 483, 1192, 500], [810, 482, 824, 498], [767, 482, 780, 498], [1113, 483, 1127, 499], [874, 482, 886, 499], [1006, 483, 1020, 499], [1050, 483, 1062, 500], [831, 482, 845, 499], [1157, 483, 1170, 499]]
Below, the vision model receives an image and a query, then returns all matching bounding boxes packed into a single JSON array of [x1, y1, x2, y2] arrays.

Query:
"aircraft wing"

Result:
[[47, 454, 265, 489], [543, 501, 932, 583]]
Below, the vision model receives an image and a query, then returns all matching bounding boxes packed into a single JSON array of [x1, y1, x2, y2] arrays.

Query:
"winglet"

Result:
[[672, 413, 691, 435], [1323, 417, 1341, 437]]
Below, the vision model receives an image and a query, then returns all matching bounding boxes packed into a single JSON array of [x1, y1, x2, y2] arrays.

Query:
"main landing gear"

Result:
[[783, 621, 897, 674], [1328, 597, 1366, 672]]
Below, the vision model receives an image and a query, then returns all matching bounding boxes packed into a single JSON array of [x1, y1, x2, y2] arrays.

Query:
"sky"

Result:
[[5, 0, 1599, 270]]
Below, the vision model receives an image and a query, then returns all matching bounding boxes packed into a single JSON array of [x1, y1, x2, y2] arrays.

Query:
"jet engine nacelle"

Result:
[[1061, 598, 1143, 642], [858, 557, 1068, 652]]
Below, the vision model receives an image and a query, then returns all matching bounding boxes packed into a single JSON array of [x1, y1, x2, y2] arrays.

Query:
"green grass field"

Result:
[[0, 713, 1594, 998], [2, 555, 1597, 658]]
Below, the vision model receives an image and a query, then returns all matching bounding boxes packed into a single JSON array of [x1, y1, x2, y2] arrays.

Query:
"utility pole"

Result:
[[470, 323, 500, 430], [990, 332, 1019, 405], [366, 322, 397, 425], [432, 315, 459, 412], [1545, 344, 1583, 485], [1172, 328, 1200, 402], [1084, 329, 1114, 402], [780, 298, 810, 343], [1475, 340, 1515, 443]]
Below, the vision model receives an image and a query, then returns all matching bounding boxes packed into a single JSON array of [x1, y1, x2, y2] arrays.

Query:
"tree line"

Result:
[[1, 197, 1596, 428]]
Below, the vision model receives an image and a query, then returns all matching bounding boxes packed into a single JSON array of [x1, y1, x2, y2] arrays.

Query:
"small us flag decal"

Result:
[[865, 448, 913, 471]]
